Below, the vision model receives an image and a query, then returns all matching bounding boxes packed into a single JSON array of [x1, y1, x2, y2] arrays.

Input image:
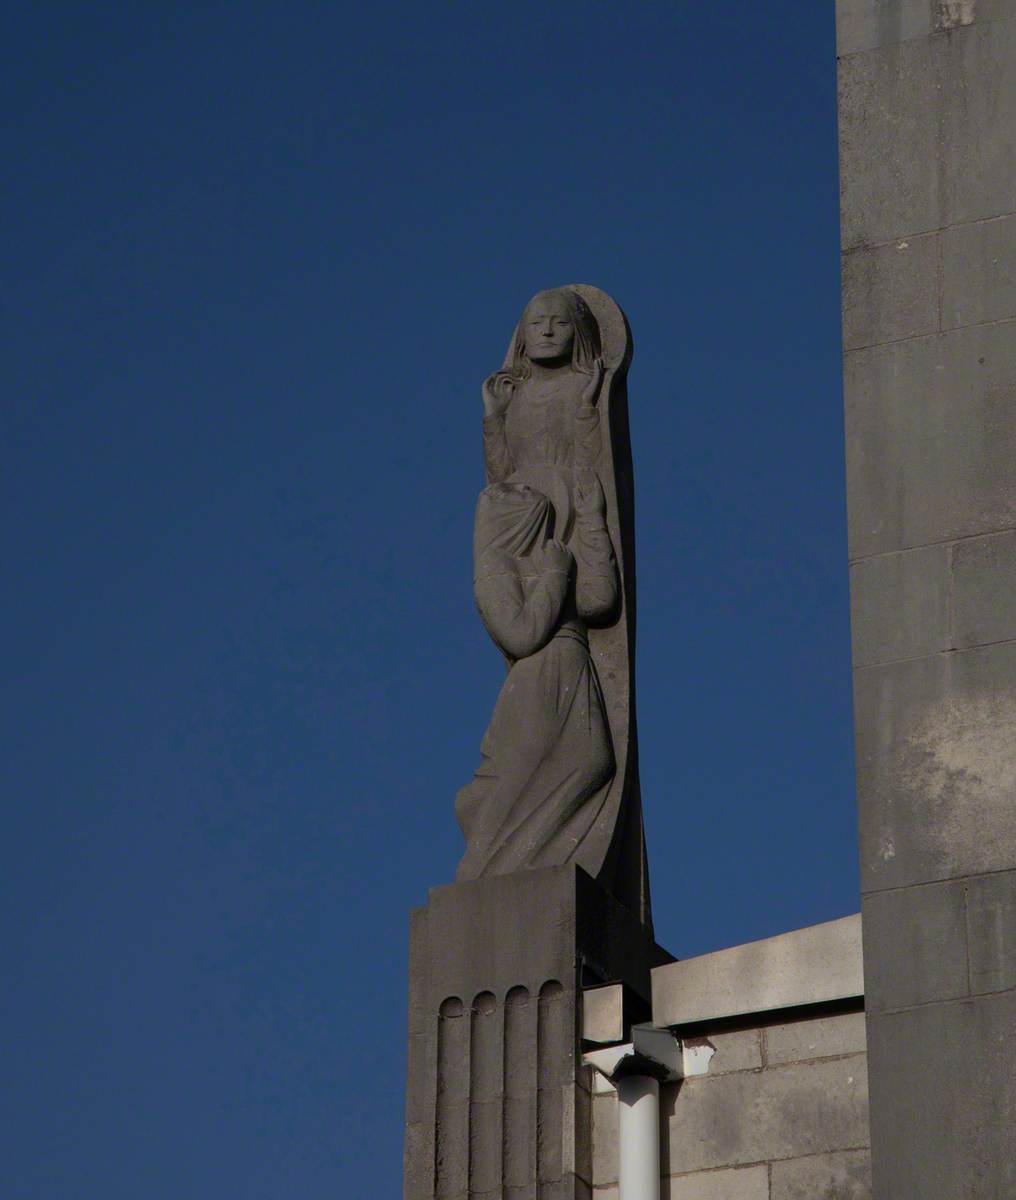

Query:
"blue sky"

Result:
[[2, 4, 853, 1196]]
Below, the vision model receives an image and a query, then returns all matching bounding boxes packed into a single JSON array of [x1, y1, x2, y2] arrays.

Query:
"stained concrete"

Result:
[[836, 0, 932, 56], [841, 233, 938, 350], [951, 529, 1016, 648], [965, 869, 1016, 994], [839, 18, 1016, 247], [866, 991, 1016, 1197], [853, 641, 1016, 892], [838, 2, 1016, 1194], [848, 543, 951, 667], [942, 214, 1016, 328], [765, 1010, 868, 1066], [861, 881, 969, 1011], [843, 320, 1016, 559], [770, 1149, 872, 1200], [661, 1057, 869, 1177]]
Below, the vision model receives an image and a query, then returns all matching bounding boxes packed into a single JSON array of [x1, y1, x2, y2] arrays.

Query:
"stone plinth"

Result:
[[404, 865, 667, 1199]]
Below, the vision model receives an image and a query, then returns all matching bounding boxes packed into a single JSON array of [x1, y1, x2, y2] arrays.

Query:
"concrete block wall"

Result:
[[590, 1011, 870, 1198], [836, 1, 1016, 1194]]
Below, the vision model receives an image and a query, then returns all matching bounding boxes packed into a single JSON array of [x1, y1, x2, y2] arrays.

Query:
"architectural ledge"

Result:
[[651, 913, 864, 1028]]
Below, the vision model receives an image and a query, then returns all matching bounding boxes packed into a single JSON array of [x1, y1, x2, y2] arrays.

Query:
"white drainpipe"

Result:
[[584, 1024, 713, 1200], [617, 1073, 661, 1200]]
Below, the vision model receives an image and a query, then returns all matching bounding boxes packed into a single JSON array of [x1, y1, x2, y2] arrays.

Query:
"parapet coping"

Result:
[[651, 913, 863, 1029]]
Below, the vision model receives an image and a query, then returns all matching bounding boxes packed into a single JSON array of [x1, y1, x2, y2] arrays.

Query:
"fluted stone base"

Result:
[[404, 866, 668, 1199]]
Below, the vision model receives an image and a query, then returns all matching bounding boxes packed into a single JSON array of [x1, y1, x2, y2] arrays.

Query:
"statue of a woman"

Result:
[[454, 286, 653, 929], [481, 288, 606, 549], [455, 478, 617, 879]]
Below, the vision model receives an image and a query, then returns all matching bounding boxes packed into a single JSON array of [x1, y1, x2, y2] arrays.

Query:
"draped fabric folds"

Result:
[[455, 482, 617, 881]]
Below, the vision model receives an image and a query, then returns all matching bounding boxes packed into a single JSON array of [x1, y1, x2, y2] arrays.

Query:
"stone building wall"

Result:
[[590, 1009, 869, 1198], [836, 1, 1016, 1194]]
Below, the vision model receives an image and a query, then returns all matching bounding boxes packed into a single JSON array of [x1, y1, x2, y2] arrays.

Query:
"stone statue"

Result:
[[456, 285, 651, 928]]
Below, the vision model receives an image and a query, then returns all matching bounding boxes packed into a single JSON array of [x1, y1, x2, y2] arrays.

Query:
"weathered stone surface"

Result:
[[965, 869, 1016, 995], [841, 234, 938, 350], [404, 1120, 436, 1200], [866, 992, 1016, 1198], [765, 1011, 867, 1066], [405, 867, 667, 1198], [849, 543, 950, 666], [862, 881, 969, 1011], [696, 1028, 762, 1076], [771, 1149, 872, 1200], [838, 37, 938, 247], [652, 916, 863, 1028], [942, 214, 1016, 330], [582, 984, 624, 1045], [458, 286, 650, 924], [937, 20, 1016, 228], [951, 529, 1016, 649], [854, 641, 1016, 891], [665, 1166, 769, 1200], [839, 4, 1016, 1196], [590, 1092, 616, 1186], [836, 0, 931, 56], [844, 320, 1016, 558], [839, 21, 1016, 247], [662, 1057, 869, 1175]]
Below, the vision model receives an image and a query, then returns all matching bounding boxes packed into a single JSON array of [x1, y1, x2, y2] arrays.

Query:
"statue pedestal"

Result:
[[404, 866, 669, 1198]]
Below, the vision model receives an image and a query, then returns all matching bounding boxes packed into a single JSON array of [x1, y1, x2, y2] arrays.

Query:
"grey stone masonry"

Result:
[[404, 866, 668, 1199], [837, 2, 1016, 1195], [591, 1008, 870, 1196]]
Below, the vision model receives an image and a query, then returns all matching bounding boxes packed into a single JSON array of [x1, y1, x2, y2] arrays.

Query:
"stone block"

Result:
[[965, 869, 1016, 994], [844, 320, 1016, 558], [662, 1057, 869, 1174], [942, 215, 1016, 330], [582, 984, 624, 1044], [694, 1028, 762, 1075], [972, 0, 1016, 24], [849, 543, 950, 667], [951, 529, 1016, 649], [838, 37, 939, 247], [933, 0, 979, 29], [839, 21, 1016, 247], [836, 0, 932, 57], [591, 1093, 617, 1185], [652, 916, 863, 1028], [841, 234, 938, 350], [664, 1166, 769, 1200], [405, 1121, 436, 1200], [866, 992, 1016, 1198], [771, 1149, 872, 1200], [938, 20, 1016, 228], [854, 641, 1016, 890], [862, 880, 969, 1011], [765, 1011, 867, 1065], [406, 1032, 436, 1125]]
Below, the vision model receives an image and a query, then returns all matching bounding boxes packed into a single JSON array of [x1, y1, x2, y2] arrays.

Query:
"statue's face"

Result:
[[523, 293, 575, 364]]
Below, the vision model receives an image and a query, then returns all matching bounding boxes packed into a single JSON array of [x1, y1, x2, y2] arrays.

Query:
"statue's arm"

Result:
[[482, 373, 515, 484], [573, 401, 602, 472], [573, 474, 619, 624], [574, 360, 604, 471], [482, 413, 514, 484], [475, 549, 570, 660]]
